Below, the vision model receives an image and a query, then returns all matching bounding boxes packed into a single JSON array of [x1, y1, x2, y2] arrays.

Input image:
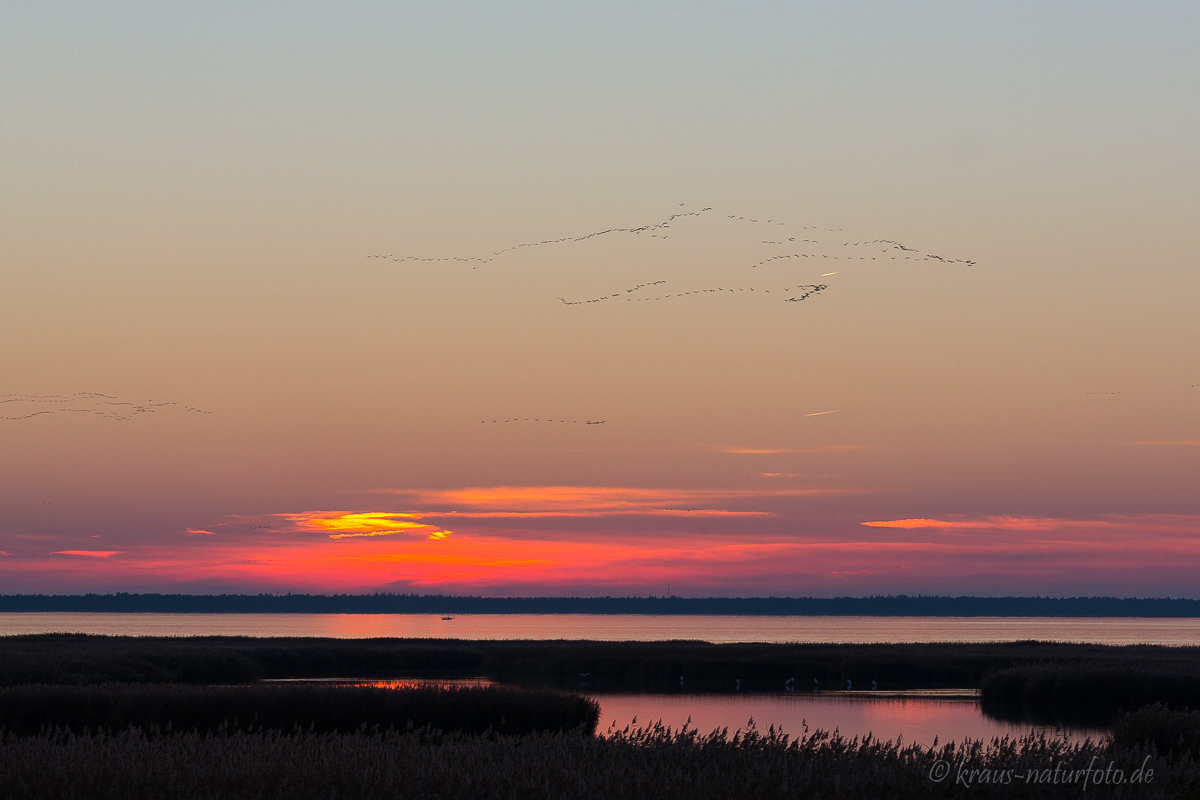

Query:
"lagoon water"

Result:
[[332, 679, 1101, 748], [592, 691, 1103, 748], [2, 612, 1198, 645]]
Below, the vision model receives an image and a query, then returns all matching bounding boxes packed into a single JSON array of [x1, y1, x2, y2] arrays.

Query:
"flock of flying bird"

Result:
[[366, 207, 716, 268], [480, 418, 606, 425], [367, 206, 974, 424], [557, 282, 828, 305], [11, 205, 978, 429], [369, 203, 974, 313], [364, 204, 979, 426], [0, 392, 211, 422]]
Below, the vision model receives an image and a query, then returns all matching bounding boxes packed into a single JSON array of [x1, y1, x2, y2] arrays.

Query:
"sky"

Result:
[[2, 2, 1198, 597]]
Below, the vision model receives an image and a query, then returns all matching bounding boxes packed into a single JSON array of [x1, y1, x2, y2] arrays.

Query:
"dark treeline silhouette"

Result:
[[2, 593, 1199, 616]]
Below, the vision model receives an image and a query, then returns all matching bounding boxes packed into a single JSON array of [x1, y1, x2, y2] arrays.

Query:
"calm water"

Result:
[[2, 612, 1198, 645], [593, 692, 1103, 748], [320, 679, 1102, 748]]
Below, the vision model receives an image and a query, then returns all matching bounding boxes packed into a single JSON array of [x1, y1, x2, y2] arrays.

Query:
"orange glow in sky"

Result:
[[3, 501, 1198, 596], [3, 6, 1199, 597]]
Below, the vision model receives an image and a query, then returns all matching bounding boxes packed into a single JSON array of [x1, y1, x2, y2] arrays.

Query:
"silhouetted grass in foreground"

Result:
[[1113, 706, 1200, 760], [0, 683, 599, 737], [0, 722, 1194, 799]]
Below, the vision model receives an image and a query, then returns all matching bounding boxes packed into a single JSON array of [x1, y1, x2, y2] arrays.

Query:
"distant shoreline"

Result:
[[2, 594, 1199, 617]]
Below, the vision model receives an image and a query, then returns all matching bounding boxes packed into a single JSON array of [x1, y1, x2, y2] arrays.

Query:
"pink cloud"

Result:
[[51, 550, 122, 558], [390, 485, 844, 513], [862, 518, 960, 529], [861, 516, 1121, 532], [431, 509, 772, 519]]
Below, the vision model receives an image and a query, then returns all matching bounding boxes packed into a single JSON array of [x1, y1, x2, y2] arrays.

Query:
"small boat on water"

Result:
[[441, 614, 453, 620]]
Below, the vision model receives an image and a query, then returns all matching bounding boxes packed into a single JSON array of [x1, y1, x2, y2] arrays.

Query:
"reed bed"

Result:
[[981, 664, 1200, 725], [0, 722, 1193, 799], [5, 635, 1200, 725], [6, 634, 1200, 692], [1112, 706, 1200, 760], [0, 683, 599, 737]]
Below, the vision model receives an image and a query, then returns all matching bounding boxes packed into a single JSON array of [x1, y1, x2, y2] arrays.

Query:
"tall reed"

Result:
[[0, 683, 599, 736], [0, 723, 1193, 799]]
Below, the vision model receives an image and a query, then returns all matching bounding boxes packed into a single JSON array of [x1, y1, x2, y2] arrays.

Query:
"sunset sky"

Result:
[[2, 3, 1198, 596]]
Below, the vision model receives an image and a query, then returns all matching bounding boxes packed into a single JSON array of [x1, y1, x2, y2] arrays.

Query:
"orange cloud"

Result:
[[860, 514, 1200, 535], [393, 485, 839, 513], [403, 486, 687, 511], [327, 528, 453, 541], [281, 511, 450, 540], [433, 509, 771, 519], [52, 550, 121, 558], [863, 516, 1096, 532], [290, 511, 427, 533]]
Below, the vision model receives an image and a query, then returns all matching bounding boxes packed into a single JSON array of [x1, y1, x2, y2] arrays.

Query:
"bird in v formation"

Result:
[[0, 392, 212, 422]]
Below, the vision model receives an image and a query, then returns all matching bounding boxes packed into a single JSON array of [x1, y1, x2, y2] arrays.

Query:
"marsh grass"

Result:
[[0, 684, 599, 737], [1112, 705, 1200, 759], [0, 721, 1194, 799], [981, 664, 1200, 725], [6, 635, 1200, 689]]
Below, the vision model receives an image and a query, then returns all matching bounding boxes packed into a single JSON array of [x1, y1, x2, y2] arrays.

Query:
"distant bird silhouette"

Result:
[[482, 418, 606, 426], [2, 392, 209, 422], [369, 204, 976, 283]]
